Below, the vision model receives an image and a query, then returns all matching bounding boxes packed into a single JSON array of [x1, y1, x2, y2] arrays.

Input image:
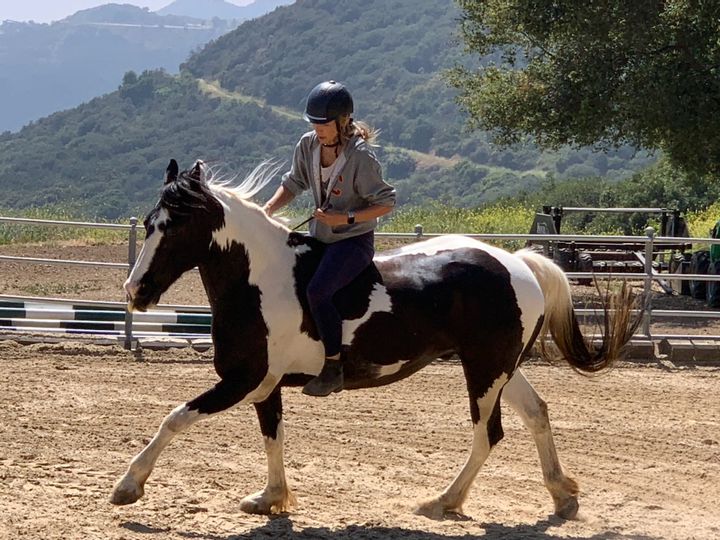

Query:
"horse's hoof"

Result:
[[240, 494, 272, 515], [414, 499, 454, 520], [240, 489, 296, 514], [110, 478, 144, 506], [555, 496, 579, 520]]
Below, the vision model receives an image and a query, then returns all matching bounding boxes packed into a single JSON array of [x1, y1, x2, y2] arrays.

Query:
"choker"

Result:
[[322, 141, 340, 148]]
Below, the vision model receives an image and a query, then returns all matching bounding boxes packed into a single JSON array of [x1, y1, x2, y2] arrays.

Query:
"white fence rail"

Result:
[[2, 216, 720, 353]]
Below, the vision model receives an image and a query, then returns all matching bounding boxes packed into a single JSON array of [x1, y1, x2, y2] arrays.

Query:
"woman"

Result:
[[263, 80, 396, 397]]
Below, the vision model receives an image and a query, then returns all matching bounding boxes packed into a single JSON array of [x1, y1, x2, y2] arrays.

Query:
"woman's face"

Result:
[[312, 121, 339, 145]]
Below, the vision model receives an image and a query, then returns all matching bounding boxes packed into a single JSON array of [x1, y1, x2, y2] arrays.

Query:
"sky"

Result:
[[0, 0, 252, 23]]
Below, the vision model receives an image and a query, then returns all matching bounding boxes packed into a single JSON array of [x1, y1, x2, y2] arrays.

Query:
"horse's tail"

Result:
[[515, 248, 641, 373]]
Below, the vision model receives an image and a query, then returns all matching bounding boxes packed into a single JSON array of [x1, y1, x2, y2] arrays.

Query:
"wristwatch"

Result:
[[347, 211, 355, 225]]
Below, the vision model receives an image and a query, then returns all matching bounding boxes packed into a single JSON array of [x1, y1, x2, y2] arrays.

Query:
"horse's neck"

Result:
[[202, 190, 297, 308], [211, 191, 292, 270]]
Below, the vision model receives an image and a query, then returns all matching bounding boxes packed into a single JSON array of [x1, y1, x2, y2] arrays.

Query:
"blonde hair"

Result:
[[339, 116, 379, 146]]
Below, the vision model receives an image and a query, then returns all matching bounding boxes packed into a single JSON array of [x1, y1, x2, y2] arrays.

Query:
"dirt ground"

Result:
[[0, 341, 718, 540], [0, 242, 719, 539]]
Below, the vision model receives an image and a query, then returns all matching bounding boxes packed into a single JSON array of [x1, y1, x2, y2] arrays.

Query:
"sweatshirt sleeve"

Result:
[[354, 151, 396, 207], [280, 139, 310, 195]]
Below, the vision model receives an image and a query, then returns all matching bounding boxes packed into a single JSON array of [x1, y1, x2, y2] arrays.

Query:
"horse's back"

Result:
[[345, 235, 545, 362], [375, 235, 541, 301]]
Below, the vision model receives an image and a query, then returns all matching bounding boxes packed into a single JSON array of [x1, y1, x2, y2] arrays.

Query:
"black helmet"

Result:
[[303, 81, 354, 124]]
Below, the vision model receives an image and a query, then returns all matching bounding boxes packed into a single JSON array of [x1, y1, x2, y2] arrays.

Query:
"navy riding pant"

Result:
[[306, 231, 375, 358]]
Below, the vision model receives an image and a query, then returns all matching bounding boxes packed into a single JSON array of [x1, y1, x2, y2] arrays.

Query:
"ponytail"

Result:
[[338, 116, 380, 146]]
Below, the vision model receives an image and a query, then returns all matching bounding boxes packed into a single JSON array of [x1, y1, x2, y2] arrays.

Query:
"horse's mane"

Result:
[[160, 174, 212, 215], [205, 160, 284, 201], [160, 160, 283, 216]]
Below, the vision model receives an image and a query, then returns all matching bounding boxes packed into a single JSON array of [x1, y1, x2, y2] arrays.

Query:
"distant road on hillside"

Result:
[[79, 22, 213, 30]]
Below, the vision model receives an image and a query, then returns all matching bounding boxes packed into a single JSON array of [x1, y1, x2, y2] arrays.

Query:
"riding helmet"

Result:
[[303, 81, 354, 124]]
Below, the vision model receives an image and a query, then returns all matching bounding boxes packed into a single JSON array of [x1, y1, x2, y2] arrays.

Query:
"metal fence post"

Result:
[[414, 224, 423, 240], [124, 217, 138, 350], [643, 226, 655, 337]]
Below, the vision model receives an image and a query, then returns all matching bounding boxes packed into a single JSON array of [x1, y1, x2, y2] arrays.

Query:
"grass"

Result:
[[0, 207, 130, 246], [380, 201, 536, 251]]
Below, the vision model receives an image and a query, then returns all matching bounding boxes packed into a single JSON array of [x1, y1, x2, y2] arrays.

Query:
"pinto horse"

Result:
[[111, 159, 639, 519]]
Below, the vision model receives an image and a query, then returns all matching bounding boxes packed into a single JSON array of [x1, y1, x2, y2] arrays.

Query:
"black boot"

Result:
[[302, 358, 344, 397]]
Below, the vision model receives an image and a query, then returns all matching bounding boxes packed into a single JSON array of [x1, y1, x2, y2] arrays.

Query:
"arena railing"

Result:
[[1, 216, 720, 352]]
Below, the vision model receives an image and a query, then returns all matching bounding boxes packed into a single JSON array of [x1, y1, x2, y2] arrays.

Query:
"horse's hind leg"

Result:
[[502, 369, 579, 519], [416, 364, 509, 519], [110, 376, 259, 505], [240, 387, 296, 514]]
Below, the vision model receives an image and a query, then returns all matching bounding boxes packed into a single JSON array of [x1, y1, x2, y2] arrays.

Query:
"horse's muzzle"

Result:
[[124, 279, 153, 312]]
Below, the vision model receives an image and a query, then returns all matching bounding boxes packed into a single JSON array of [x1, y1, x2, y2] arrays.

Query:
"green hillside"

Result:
[[0, 0, 656, 219], [0, 71, 303, 218], [183, 0, 654, 179]]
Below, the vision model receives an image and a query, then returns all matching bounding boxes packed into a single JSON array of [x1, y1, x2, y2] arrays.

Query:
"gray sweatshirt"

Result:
[[281, 131, 396, 243]]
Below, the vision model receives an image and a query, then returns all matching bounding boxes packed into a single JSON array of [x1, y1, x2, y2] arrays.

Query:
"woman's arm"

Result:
[[263, 185, 296, 216], [352, 204, 393, 222], [313, 204, 392, 227]]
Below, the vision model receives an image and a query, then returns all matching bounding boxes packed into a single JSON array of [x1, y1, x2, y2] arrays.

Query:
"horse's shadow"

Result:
[[121, 514, 659, 540]]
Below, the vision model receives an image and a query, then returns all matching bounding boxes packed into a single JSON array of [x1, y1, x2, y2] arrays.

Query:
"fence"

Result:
[[2, 215, 720, 355]]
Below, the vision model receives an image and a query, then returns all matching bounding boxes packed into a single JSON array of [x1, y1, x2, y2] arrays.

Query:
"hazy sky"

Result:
[[0, 1, 253, 23]]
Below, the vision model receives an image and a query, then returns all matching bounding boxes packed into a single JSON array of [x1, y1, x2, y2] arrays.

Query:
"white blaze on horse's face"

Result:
[[124, 208, 170, 305]]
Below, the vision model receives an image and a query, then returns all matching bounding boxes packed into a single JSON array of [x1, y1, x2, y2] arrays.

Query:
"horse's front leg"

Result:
[[240, 386, 296, 514], [111, 376, 265, 506], [110, 403, 203, 505]]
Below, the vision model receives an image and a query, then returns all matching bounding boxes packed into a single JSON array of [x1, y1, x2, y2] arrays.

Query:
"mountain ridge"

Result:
[[0, 2, 295, 132], [62, 3, 204, 25], [157, 0, 295, 20]]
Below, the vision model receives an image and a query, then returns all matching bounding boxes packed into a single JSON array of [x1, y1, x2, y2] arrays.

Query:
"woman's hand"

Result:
[[263, 185, 296, 217], [313, 208, 349, 227]]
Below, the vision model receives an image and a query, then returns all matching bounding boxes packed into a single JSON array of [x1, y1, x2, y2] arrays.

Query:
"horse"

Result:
[[110, 159, 640, 519]]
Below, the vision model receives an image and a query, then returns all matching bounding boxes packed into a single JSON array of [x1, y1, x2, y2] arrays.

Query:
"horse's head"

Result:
[[124, 159, 224, 311]]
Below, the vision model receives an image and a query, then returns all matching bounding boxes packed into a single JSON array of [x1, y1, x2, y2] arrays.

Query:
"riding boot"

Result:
[[302, 357, 344, 397]]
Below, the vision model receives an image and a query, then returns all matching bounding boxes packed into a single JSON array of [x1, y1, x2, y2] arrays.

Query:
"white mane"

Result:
[[189, 159, 295, 229], [201, 160, 284, 201]]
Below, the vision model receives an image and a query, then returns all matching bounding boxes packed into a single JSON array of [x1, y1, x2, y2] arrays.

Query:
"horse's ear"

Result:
[[165, 159, 179, 184], [189, 159, 205, 181]]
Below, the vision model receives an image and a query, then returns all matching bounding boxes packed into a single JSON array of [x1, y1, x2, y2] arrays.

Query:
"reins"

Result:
[[292, 215, 314, 231]]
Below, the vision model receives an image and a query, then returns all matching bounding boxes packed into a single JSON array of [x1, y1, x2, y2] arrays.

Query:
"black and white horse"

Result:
[[111, 159, 639, 519]]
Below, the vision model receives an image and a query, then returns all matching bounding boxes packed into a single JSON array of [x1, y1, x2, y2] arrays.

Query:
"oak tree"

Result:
[[451, 0, 720, 175]]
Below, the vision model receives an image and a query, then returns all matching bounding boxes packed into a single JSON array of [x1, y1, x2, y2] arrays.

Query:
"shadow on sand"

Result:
[[122, 515, 660, 540]]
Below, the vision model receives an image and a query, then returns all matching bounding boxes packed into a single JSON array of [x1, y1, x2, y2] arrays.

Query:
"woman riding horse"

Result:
[[263, 81, 396, 396], [111, 158, 639, 518]]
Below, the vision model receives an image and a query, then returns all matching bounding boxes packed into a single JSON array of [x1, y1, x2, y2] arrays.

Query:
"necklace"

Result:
[[321, 140, 342, 164]]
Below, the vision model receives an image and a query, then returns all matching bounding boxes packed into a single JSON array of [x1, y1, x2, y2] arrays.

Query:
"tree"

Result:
[[450, 1, 720, 176], [122, 71, 138, 87]]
